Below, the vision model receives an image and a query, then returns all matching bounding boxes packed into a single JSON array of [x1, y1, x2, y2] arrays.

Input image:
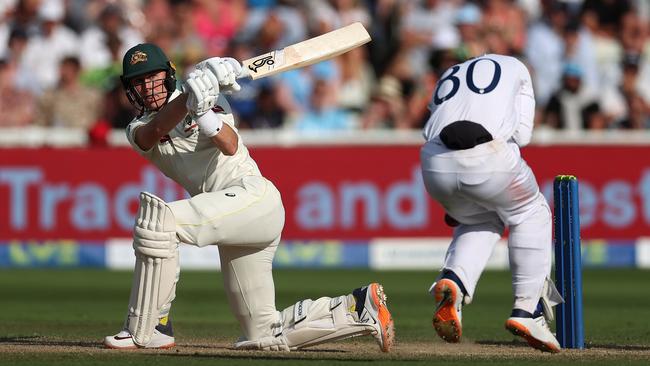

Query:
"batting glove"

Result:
[[184, 69, 219, 116], [196, 57, 243, 94]]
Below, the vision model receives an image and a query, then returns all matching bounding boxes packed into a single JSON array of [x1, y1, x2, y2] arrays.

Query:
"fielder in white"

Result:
[[420, 54, 563, 352], [104, 43, 394, 352]]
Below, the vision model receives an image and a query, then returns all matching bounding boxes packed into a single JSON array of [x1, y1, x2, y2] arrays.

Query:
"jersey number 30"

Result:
[[433, 58, 502, 105]]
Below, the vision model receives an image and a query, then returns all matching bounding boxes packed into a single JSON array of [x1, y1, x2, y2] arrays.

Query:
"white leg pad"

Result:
[[280, 296, 375, 350], [127, 192, 179, 346]]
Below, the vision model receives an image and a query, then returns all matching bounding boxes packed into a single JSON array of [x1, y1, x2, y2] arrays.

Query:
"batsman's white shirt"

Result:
[[126, 91, 285, 340], [126, 91, 285, 247], [420, 54, 553, 314], [127, 92, 261, 197]]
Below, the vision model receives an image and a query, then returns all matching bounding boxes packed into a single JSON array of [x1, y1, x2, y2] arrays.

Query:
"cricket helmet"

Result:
[[121, 43, 177, 112]]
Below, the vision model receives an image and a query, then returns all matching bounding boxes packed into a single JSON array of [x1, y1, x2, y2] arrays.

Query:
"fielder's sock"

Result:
[[511, 300, 545, 319], [440, 270, 469, 298], [510, 308, 534, 318], [532, 300, 545, 318]]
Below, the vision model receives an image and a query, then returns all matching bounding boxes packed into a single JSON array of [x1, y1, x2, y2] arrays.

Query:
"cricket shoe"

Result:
[[505, 313, 560, 353], [352, 283, 395, 352], [431, 278, 463, 343], [104, 318, 175, 349]]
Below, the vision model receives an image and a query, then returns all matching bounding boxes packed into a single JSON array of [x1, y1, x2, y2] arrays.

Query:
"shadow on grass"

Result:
[[0, 336, 100, 348], [160, 352, 383, 363], [477, 339, 650, 352], [475, 340, 531, 348], [584, 343, 650, 351]]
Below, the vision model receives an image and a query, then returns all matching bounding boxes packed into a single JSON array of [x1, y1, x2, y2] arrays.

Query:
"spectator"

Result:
[[3, 27, 37, 92], [543, 63, 602, 131], [0, 58, 36, 126], [102, 82, 136, 130], [601, 53, 650, 129], [238, 2, 306, 52], [168, 0, 206, 69], [481, 0, 528, 55], [192, 0, 248, 56], [244, 84, 285, 129], [366, 0, 404, 76], [0, 1, 11, 57], [335, 46, 375, 127], [580, 0, 624, 94], [562, 20, 599, 97], [455, 2, 487, 60], [361, 75, 406, 129], [19, 0, 79, 94], [288, 78, 353, 134], [525, 0, 571, 107], [618, 93, 650, 129], [329, 0, 372, 28], [226, 39, 271, 128], [79, 4, 143, 71], [34, 56, 102, 129], [0, 0, 648, 132], [6, 0, 41, 38], [400, 0, 458, 77]]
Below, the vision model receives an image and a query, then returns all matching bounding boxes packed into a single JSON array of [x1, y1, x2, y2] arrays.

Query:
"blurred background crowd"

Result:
[[1, 0, 649, 142]]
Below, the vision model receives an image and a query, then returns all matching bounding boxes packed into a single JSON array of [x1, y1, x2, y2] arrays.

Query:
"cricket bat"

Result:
[[238, 22, 371, 80]]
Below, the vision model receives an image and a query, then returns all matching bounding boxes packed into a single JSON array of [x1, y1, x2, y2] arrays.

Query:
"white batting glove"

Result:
[[196, 57, 243, 94], [184, 69, 219, 116]]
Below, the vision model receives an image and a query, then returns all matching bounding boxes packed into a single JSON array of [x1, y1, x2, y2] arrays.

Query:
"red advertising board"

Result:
[[1, 145, 649, 240]]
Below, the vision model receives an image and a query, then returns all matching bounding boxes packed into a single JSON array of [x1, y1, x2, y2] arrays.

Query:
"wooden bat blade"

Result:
[[240, 22, 371, 80]]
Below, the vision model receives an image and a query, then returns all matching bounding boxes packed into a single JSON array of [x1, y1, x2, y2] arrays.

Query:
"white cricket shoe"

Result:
[[431, 278, 463, 343], [505, 315, 561, 353], [352, 283, 395, 352], [104, 320, 175, 349]]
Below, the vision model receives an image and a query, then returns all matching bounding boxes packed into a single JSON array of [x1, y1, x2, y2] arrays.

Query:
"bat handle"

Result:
[[237, 67, 251, 80]]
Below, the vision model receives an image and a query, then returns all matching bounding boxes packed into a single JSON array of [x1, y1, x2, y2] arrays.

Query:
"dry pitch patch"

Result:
[[2, 336, 649, 362]]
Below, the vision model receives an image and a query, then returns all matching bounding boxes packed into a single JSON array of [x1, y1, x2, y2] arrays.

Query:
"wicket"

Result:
[[553, 175, 585, 349]]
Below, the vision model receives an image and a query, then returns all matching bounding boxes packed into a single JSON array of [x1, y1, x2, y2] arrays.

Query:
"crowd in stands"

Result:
[[1, 0, 649, 140]]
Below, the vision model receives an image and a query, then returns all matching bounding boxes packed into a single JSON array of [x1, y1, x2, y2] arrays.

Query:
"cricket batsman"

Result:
[[420, 54, 563, 352], [103, 43, 394, 352]]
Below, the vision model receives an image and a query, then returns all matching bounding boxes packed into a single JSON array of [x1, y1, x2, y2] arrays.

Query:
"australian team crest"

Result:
[[130, 51, 148, 65]]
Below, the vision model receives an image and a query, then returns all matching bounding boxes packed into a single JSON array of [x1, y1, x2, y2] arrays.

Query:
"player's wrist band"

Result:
[[196, 111, 223, 137]]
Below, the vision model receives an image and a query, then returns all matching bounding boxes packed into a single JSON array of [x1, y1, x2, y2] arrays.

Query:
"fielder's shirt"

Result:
[[422, 53, 536, 148]]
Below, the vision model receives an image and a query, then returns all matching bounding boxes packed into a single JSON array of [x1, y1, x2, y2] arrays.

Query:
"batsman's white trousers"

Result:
[[167, 175, 285, 340], [420, 138, 552, 313]]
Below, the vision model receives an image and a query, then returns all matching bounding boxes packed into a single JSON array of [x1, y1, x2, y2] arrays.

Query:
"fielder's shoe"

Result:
[[104, 317, 175, 349], [352, 283, 395, 352], [431, 278, 463, 343], [505, 312, 561, 353]]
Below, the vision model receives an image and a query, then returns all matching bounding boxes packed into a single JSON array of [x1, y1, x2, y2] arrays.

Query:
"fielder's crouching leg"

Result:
[[127, 192, 180, 347]]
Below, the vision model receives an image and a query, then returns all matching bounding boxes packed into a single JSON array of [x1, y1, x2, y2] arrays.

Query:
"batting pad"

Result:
[[280, 295, 375, 350], [127, 192, 179, 346]]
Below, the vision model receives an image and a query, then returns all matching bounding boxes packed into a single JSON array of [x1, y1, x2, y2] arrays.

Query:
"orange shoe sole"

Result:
[[369, 283, 395, 352], [432, 279, 462, 343], [505, 319, 560, 353]]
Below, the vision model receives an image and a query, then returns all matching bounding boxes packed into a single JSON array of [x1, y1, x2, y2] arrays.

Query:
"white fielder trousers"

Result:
[[167, 175, 286, 340], [420, 138, 552, 313]]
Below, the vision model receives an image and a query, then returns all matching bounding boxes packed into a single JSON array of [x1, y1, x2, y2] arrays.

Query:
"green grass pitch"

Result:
[[1, 269, 649, 365]]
